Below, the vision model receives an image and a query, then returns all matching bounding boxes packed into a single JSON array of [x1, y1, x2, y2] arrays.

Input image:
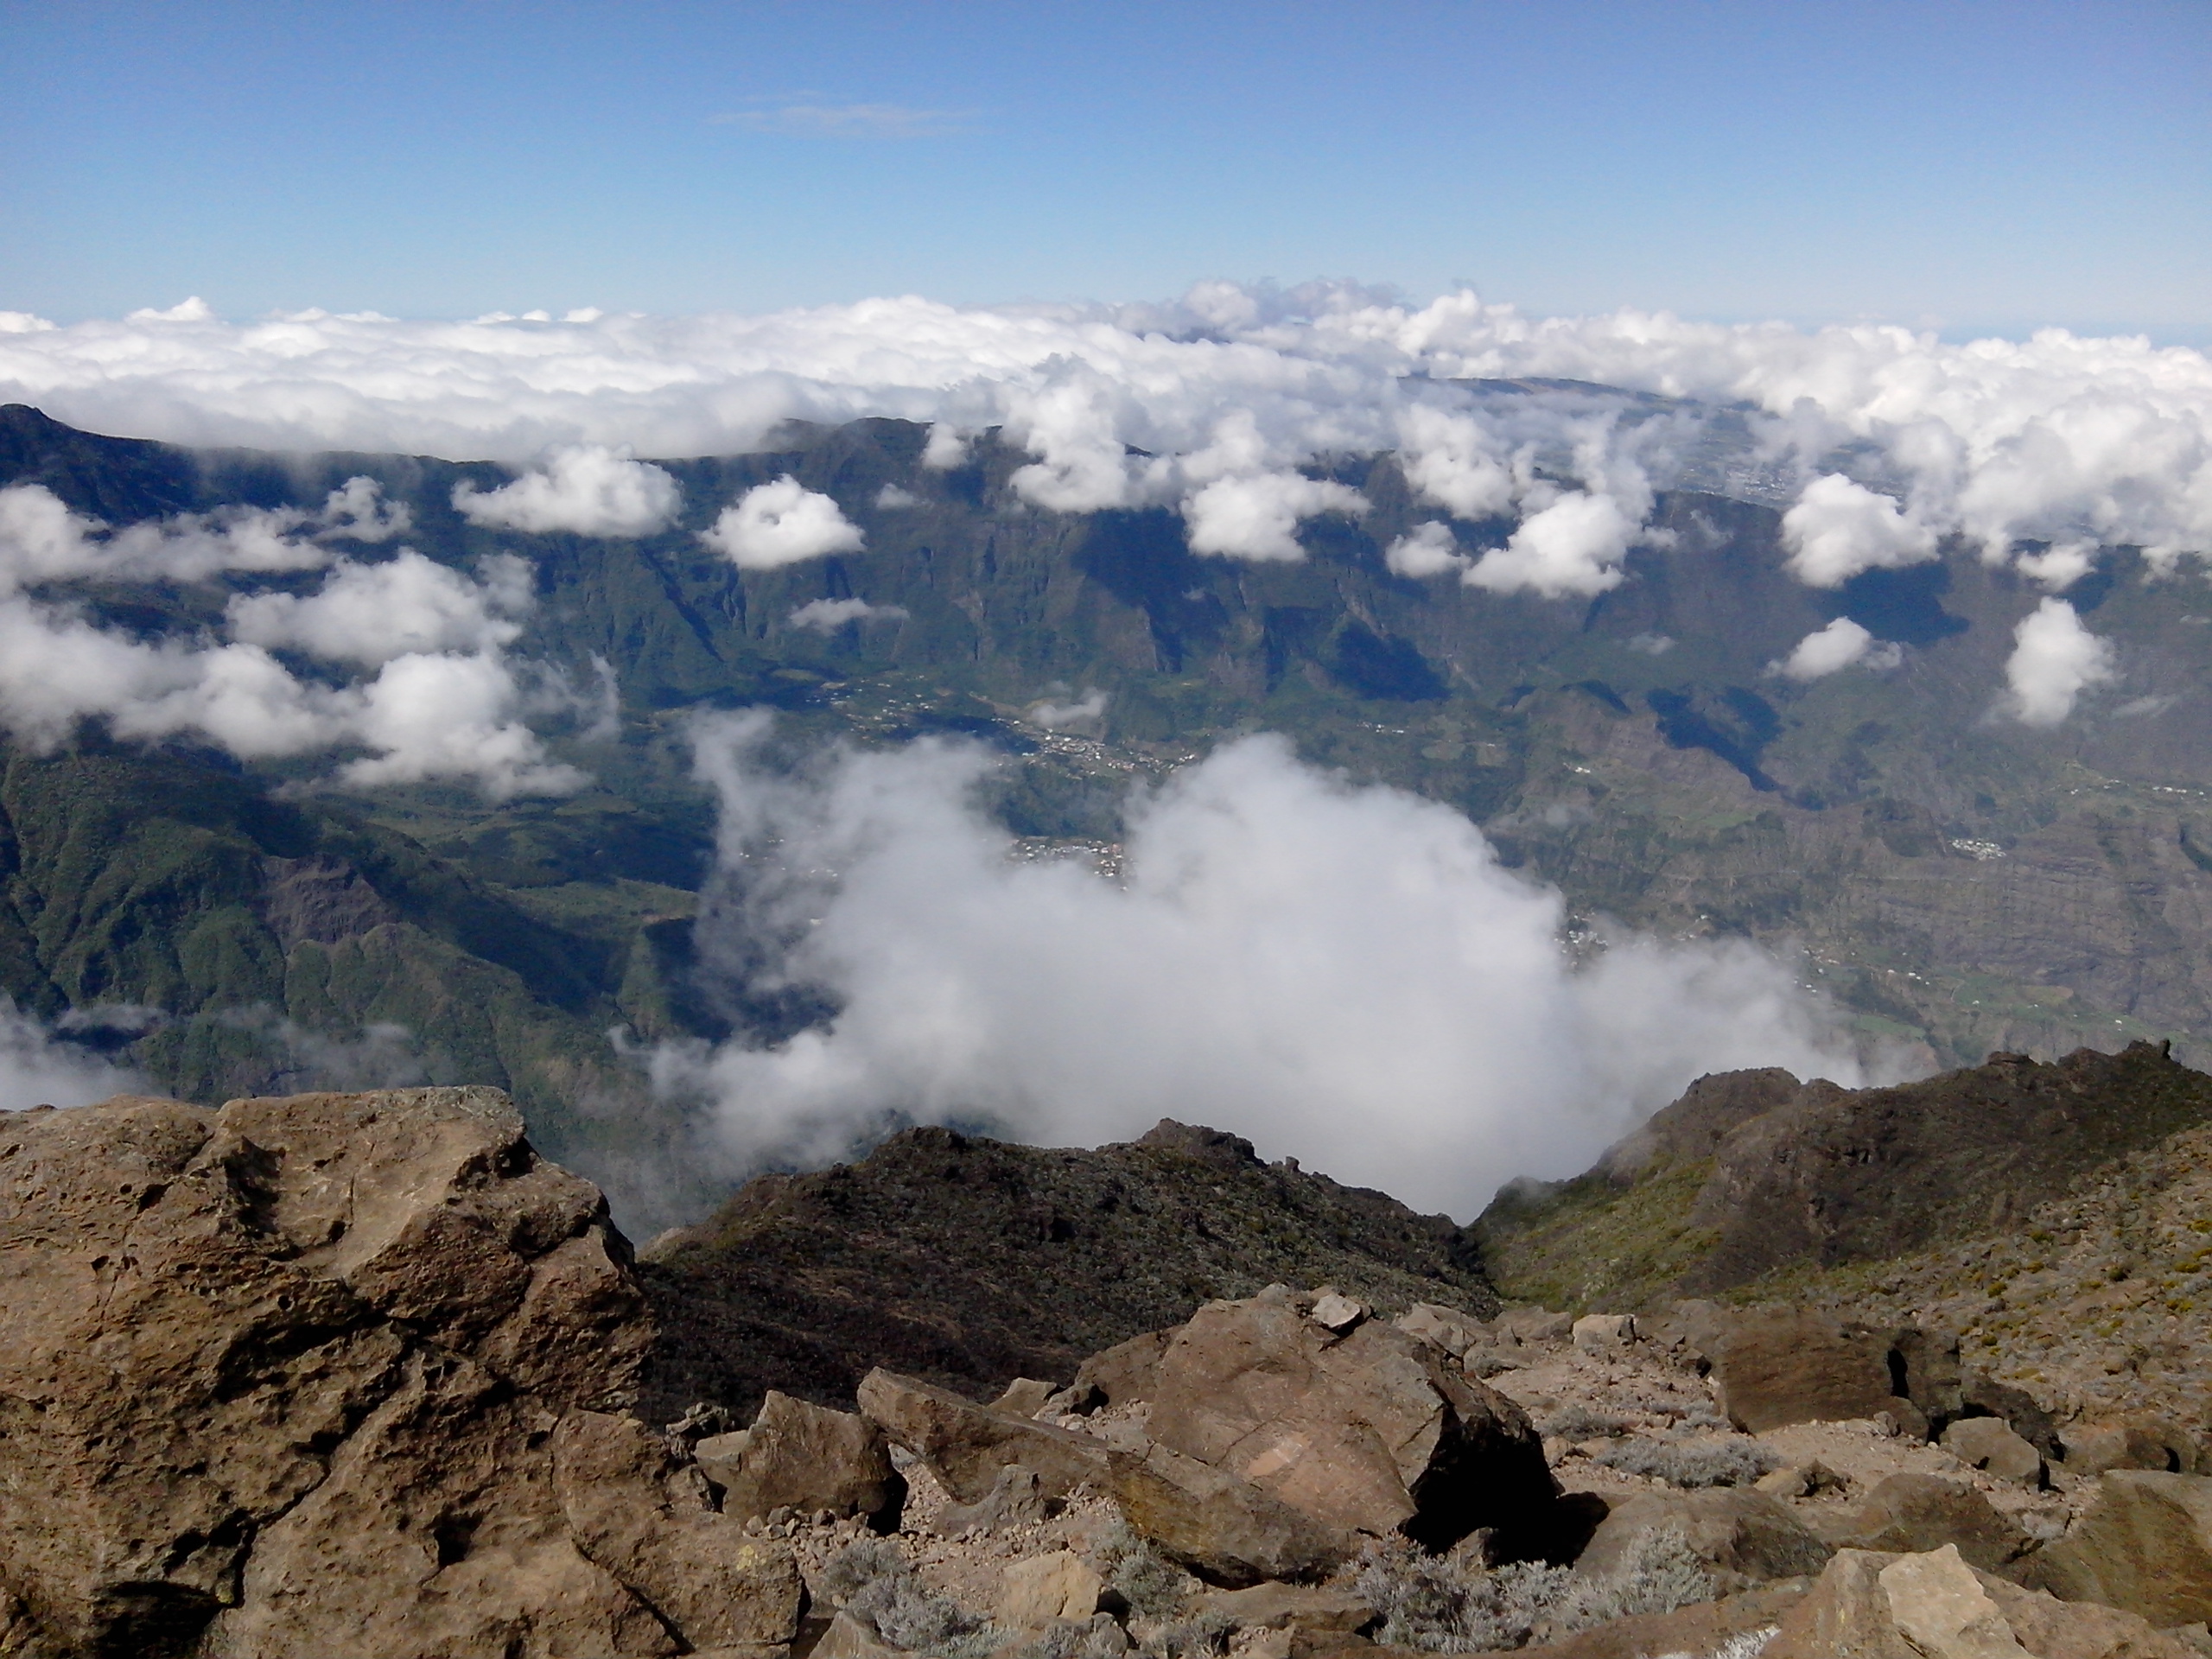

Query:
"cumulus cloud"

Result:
[[920, 424, 969, 469], [2005, 597, 2116, 726], [786, 596, 908, 631], [1464, 490, 1639, 596], [1780, 474, 1940, 587], [1025, 689, 1108, 729], [1182, 471, 1367, 562], [1385, 521, 1468, 578], [0, 480, 397, 594], [643, 718, 1875, 1214], [317, 475, 413, 543], [2014, 540, 2098, 591], [0, 486, 582, 797], [337, 652, 586, 795], [453, 444, 681, 537], [702, 476, 865, 568], [874, 483, 918, 508], [227, 550, 531, 664], [1771, 616, 1901, 680], [0, 996, 143, 1112], [1396, 405, 1516, 520]]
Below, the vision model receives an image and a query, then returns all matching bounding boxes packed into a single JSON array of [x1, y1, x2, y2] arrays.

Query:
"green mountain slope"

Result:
[[5, 402, 2212, 1230]]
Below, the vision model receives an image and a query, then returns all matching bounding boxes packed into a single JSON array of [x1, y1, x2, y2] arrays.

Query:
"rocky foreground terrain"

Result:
[[16, 1063, 2212, 1657]]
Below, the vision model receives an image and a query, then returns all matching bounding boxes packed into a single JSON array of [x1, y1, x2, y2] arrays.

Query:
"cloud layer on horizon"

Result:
[[3, 287, 2206, 602]]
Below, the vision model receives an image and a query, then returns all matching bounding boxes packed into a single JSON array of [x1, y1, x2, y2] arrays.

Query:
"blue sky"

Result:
[[2, 0, 2206, 340]]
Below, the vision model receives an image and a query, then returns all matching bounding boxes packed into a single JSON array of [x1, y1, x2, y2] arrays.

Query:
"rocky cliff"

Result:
[[0, 1085, 800, 1659]]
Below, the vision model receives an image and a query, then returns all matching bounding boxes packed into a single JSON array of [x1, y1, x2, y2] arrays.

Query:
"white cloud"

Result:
[[2, 285, 2205, 594], [2004, 596, 2115, 726], [786, 596, 908, 631], [920, 424, 969, 469], [1025, 689, 1108, 729], [1464, 490, 1638, 596], [1626, 632, 1675, 656], [0, 480, 372, 594], [1780, 474, 1939, 587], [1396, 404, 1515, 520], [454, 444, 679, 537], [1771, 615, 1901, 680], [2014, 540, 2097, 590], [645, 718, 1878, 1213], [227, 550, 531, 664], [702, 476, 865, 569], [1182, 471, 1366, 562], [338, 652, 586, 797], [0, 488, 582, 797], [1385, 521, 1468, 578], [316, 475, 412, 543], [0, 996, 143, 1112], [874, 483, 918, 508]]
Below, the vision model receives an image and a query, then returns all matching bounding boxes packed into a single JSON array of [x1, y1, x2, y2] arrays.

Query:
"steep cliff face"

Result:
[[0, 1085, 798, 1659]]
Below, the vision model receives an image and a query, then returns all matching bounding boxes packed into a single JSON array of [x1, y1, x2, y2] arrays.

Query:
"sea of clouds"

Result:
[[3, 283, 2205, 1186], [4, 282, 2204, 731]]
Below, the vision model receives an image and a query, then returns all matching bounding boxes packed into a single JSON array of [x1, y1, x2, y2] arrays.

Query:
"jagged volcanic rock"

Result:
[[0, 1085, 798, 1659]]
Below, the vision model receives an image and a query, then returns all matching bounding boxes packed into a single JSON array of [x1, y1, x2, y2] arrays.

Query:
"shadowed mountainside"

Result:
[[635, 1118, 1497, 1421]]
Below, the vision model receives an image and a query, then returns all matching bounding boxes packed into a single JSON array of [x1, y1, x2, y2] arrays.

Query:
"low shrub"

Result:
[[1352, 1523, 1717, 1653], [823, 1539, 997, 1659], [1536, 1404, 1628, 1440], [1096, 1519, 1197, 1620], [1592, 1434, 1777, 1488]]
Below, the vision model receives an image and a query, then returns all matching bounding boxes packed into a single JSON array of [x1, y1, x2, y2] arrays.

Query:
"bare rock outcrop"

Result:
[[0, 1086, 796, 1659], [1767, 1544, 2204, 1659], [695, 1390, 905, 1529], [2024, 1470, 2212, 1630], [855, 1369, 1112, 1503], [1145, 1287, 1558, 1550], [1104, 1444, 1353, 1586], [1815, 1473, 2031, 1573]]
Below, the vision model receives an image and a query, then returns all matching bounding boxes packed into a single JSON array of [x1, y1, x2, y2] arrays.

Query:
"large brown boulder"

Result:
[[1105, 1445, 1352, 1586], [695, 1390, 905, 1529], [1072, 1327, 1177, 1408], [2025, 1470, 2212, 1629], [855, 1369, 1111, 1503], [2060, 1419, 2199, 1478], [553, 1411, 804, 1649], [1707, 1311, 1924, 1434], [1145, 1288, 1556, 1548], [1942, 1418, 2044, 1488], [0, 1086, 735, 1659], [1816, 1473, 2030, 1573]]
